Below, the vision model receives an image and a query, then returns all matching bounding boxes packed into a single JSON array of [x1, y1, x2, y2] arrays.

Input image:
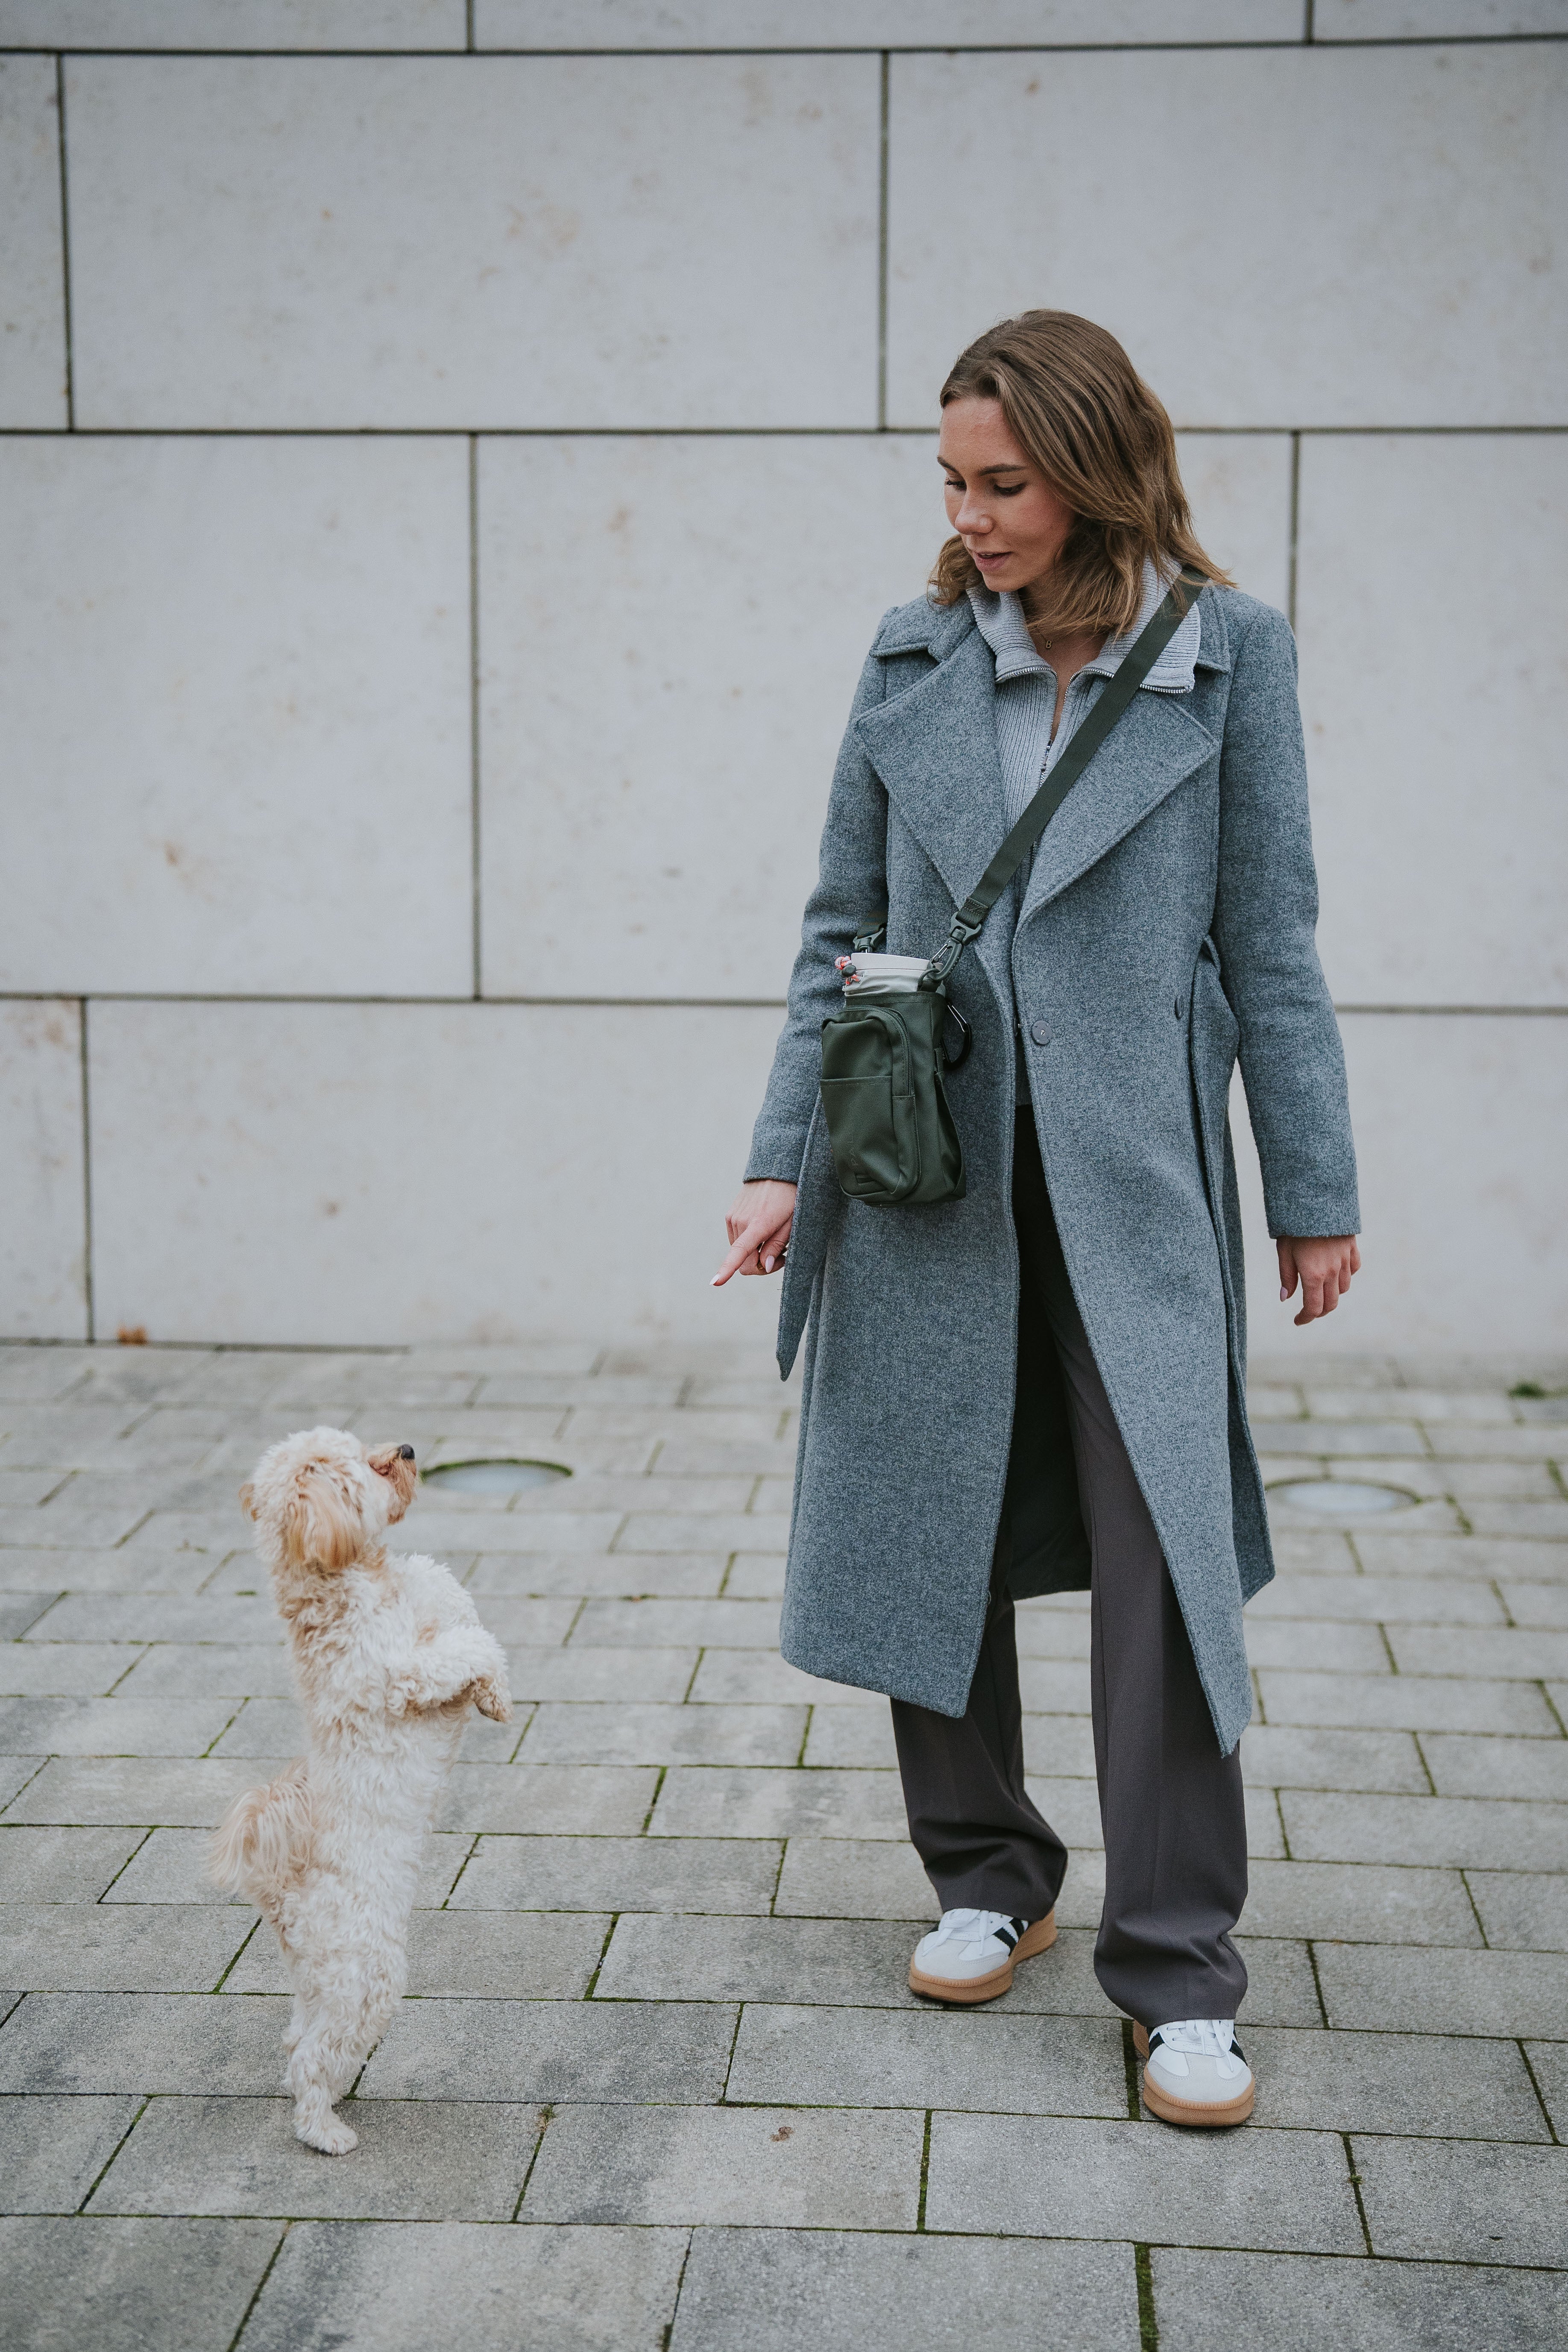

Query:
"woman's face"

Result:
[[938, 396, 1076, 595]]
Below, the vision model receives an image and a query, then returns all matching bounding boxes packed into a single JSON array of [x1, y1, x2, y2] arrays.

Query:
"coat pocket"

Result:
[[1189, 936, 1240, 1230]]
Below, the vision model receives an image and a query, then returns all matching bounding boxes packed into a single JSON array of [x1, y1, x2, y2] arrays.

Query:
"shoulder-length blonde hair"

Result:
[[931, 311, 1229, 639]]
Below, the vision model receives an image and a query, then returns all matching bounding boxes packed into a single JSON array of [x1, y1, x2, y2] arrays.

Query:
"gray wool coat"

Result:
[[745, 583, 1360, 1756]]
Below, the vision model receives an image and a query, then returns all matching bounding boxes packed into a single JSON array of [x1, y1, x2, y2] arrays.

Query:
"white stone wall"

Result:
[[1, 5, 1564, 1355]]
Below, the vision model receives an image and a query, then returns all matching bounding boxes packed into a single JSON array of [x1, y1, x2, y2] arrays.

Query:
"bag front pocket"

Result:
[[819, 1006, 920, 1201]]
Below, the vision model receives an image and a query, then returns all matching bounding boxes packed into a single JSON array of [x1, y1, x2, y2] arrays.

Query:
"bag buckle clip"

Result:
[[921, 916, 982, 991]]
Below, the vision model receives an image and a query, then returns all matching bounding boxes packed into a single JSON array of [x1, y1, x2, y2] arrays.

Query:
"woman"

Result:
[[714, 312, 1360, 2129]]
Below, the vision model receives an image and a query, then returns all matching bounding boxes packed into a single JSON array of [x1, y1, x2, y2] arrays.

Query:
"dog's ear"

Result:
[[281, 1471, 363, 1573], [237, 1482, 256, 1522]]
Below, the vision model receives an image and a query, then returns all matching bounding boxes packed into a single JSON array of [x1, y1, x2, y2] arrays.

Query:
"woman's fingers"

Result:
[[715, 1181, 799, 1285], [712, 1211, 794, 1287], [712, 1228, 761, 1287], [759, 1220, 792, 1274], [1281, 1235, 1359, 1324], [1296, 1269, 1340, 1326]]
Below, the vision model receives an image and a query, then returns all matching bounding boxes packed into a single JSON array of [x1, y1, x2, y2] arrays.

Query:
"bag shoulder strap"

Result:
[[921, 569, 1205, 988]]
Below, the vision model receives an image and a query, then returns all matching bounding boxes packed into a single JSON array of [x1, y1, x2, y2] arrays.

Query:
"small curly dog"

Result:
[[211, 1426, 511, 2154]]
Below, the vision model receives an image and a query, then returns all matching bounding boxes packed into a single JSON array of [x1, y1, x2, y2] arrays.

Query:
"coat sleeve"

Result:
[[1211, 601, 1361, 1241], [743, 637, 892, 1184]]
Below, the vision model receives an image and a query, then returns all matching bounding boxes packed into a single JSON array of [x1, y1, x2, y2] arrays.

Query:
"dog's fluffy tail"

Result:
[[209, 1759, 313, 1914]]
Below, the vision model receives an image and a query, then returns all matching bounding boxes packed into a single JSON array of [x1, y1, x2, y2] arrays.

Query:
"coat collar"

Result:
[[970, 561, 1221, 689], [856, 582, 1226, 946], [870, 595, 973, 662], [873, 574, 1233, 678]]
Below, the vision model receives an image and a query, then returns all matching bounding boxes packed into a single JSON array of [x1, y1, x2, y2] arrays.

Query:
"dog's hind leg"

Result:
[[285, 1961, 402, 2156], [287, 2014, 361, 2156]]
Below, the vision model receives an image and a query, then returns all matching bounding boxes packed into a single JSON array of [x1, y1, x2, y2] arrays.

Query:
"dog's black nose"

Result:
[[398, 1445, 415, 1461]]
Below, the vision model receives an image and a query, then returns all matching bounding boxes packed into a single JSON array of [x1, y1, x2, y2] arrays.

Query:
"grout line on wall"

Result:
[[1286, 429, 1301, 628], [8, 37, 1564, 57], [1, 422, 1564, 443], [1304, 0, 1315, 41], [55, 54, 74, 431], [466, 0, 475, 52], [876, 50, 889, 432], [6, 990, 1563, 1015], [469, 433, 483, 1000], [1333, 1003, 1568, 1017], [78, 998, 95, 1343]]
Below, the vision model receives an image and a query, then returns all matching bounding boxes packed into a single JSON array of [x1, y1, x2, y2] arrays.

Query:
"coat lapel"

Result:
[[851, 617, 1021, 1019], [853, 596, 1220, 953], [852, 618, 1008, 910], [1019, 689, 1217, 927]]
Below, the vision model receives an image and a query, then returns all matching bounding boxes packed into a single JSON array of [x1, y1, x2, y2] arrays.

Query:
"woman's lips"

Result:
[[973, 550, 1011, 565]]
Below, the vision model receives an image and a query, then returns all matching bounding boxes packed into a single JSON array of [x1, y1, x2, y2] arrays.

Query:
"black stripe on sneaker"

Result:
[[1230, 2037, 1246, 2063], [994, 1923, 1019, 1951], [1146, 2031, 1165, 2055]]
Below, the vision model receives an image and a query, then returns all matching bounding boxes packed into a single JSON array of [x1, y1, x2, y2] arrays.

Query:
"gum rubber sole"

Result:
[[1132, 2021, 1255, 2127], [908, 1909, 1057, 2005]]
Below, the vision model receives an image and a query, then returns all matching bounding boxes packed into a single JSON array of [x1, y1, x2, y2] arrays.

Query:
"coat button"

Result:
[[1029, 1019, 1051, 1047]]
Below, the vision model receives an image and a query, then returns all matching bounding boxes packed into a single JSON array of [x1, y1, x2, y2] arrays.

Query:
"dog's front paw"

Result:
[[472, 1677, 513, 1724], [296, 2111, 358, 2156]]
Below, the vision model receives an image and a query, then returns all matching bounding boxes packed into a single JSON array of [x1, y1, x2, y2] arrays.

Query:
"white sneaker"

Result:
[[1135, 2018, 1255, 2127], [908, 1906, 1057, 2005]]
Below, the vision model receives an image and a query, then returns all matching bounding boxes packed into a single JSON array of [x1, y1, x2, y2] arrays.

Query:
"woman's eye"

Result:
[[994, 483, 1025, 497]]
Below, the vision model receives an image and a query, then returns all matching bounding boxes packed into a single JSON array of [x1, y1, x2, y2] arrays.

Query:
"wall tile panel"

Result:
[[476, 1, 1306, 46], [1231, 1015, 1568, 1355], [87, 1001, 784, 1346], [1175, 434, 1293, 616], [0, 1, 466, 43], [65, 55, 879, 430], [1296, 433, 1567, 1007], [0, 436, 473, 997], [477, 434, 939, 1002], [1316, 3, 1568, 36], [478, 429, 1291, 1003], [0, 56, 67, 429], [0, 1002, 87, 1342], [886, 44, 1568, 429]]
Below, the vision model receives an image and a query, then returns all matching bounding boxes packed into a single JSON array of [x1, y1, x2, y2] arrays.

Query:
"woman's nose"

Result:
[[954, 493, 991, 537]]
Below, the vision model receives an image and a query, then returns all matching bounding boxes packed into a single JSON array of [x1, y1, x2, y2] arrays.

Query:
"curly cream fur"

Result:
[[211, 1426, 511, 2155]]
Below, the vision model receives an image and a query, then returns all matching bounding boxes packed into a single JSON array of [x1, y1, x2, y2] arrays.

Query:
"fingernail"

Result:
[[1280, 1286, 1289, 1301], [763, 1257, 774, 1272]]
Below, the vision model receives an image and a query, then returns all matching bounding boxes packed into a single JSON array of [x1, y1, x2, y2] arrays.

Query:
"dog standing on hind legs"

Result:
[[210, 1427, 511, 2154]]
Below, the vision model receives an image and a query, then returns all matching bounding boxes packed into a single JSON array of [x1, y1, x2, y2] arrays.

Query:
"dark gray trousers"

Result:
[[891, 1114, 1249, 2029]]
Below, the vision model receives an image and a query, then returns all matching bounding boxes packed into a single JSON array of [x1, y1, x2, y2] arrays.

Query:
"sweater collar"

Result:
[[967, 557, 1203, 694]]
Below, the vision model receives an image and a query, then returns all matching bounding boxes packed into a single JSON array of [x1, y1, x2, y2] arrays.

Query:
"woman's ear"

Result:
[[237, 1482, 256, 1521]]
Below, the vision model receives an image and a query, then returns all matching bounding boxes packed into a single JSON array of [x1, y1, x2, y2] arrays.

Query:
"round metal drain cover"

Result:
[[1272, 1479, 1413, 1518], [422, 1459, 570, 1494]]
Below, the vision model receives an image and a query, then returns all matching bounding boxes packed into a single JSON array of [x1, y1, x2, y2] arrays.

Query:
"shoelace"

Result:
[[1152, 2019, 1241, 2060], [929, 1908, 1020, 1947]]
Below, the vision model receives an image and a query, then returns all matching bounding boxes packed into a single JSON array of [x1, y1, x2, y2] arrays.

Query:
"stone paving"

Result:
[[1, 1337, 1566, 2350]]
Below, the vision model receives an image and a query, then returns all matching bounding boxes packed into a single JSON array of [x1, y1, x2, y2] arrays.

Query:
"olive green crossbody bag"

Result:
[[819, 571, 1204, 1207]]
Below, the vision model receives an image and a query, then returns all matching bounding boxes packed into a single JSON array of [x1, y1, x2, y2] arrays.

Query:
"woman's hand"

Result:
[[1278, 1235, 1362, 1326], [712, 1181, 798, 1287]]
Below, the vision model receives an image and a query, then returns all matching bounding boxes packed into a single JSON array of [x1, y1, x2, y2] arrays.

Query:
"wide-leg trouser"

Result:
[[890, 1112, 1249, 2029]]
